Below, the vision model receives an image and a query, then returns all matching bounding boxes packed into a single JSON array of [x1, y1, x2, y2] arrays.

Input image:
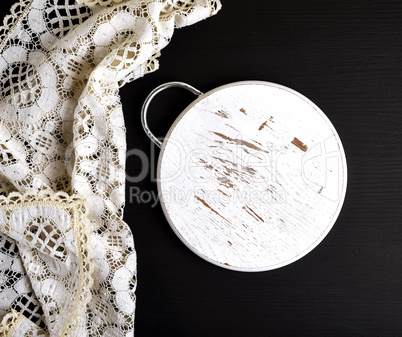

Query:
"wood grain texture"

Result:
[[157, 82, 347, 271], [45, 0, 402, 335]]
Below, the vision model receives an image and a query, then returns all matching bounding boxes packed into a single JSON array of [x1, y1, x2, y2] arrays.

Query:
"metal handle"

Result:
[[141, 81, 203, 148]]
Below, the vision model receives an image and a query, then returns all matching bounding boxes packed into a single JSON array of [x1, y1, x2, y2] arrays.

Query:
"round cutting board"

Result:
[[156, 81, 347, 271]]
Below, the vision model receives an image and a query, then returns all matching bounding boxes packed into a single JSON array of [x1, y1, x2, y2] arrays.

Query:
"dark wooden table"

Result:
[[122, 2, 402, 336], [3, 1, 402, 336]]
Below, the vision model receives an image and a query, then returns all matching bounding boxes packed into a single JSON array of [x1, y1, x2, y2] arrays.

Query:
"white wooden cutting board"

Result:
[[157, 81, 347, 271]]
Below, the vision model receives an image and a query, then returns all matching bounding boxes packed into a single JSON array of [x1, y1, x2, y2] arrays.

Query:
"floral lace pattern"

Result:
[[0, 191, 93, 336], [0, 0, 221, 336], [0, 310, 48, 336], [76, 0, 127, 8]]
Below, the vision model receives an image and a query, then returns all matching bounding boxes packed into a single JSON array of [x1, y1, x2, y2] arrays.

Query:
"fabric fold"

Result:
[[0, 191, 92, 336], [0, 0, 221, 336]]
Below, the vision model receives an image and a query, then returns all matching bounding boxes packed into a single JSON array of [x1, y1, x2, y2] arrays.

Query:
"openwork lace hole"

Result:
[[44, 0, 92, 38], [0, 233, 19, 257], [24, 218, 67, 262], [11, 293, 46, 331], [0, 62, 42, 108]]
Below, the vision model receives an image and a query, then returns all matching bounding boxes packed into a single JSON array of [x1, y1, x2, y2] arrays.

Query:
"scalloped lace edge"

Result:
[[0, 0, 33, 54], [0, 190, 94, 337], [0, 190, 88, 209], [0, 310, 26, 337], [76, 0, 127, 7]]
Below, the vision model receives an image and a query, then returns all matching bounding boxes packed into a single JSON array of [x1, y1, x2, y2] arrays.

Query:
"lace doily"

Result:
[[0, 0, 221, 336]]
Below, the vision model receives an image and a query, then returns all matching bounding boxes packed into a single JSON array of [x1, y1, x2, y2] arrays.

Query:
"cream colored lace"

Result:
[[76, 0, 127, 7], [0, 0, 221, 336], [0, 310, 48, 336], [0, 310, 26, 336], [0, 191, 93, 336]]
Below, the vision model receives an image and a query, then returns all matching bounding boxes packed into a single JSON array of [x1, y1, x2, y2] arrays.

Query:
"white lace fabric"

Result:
[[0, 0, 221, 336]]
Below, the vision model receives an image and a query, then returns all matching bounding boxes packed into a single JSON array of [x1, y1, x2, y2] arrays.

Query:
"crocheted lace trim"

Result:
[[0, 310, 25, 337], [0, 0, 220, 335], [0, 0, 33, 53], [0, 191, 94, 337], [76, 0, 127, 7]]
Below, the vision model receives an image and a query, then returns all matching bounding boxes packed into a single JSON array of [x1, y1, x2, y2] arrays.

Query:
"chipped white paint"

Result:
[[155, 81, 347, 272]]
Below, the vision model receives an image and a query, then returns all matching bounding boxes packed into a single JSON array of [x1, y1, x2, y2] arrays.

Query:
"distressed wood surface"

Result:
[[119, 1, 402, 336], [1, 0, 402, 336], [158, 81, 347, 271]]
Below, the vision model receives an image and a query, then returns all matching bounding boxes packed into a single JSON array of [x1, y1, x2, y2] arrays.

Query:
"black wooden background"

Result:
[[122, 2, 402, 336], [3, 1, 402, 336]]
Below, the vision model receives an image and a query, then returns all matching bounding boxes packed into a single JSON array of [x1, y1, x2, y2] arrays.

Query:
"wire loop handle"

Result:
[[141, 81, 203, 148]]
